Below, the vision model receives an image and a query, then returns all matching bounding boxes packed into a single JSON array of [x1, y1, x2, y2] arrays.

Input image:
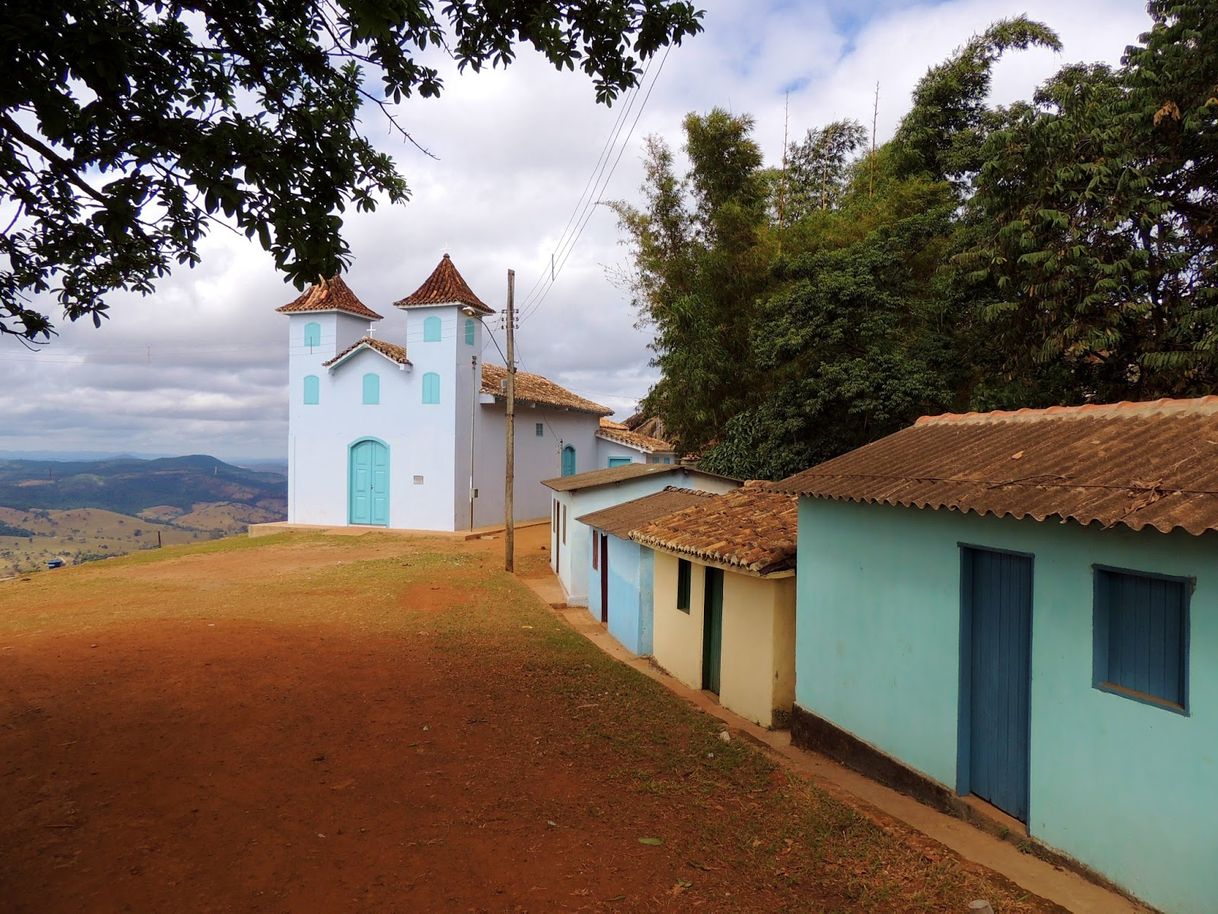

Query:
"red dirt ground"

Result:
[[0, 528, 1056, 913]]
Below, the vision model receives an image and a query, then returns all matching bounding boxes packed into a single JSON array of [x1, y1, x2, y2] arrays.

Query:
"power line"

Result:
[[514, 60, 652, 314], [519, 45, 672, 324]]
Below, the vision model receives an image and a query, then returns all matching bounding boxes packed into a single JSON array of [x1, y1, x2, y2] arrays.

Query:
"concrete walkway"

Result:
[[518, 574, 1149, 914]]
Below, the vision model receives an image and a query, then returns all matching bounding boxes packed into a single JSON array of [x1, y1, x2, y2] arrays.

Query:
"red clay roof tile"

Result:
[[632, 483, 799, 576], [322, 337, 410, 368], [276, 275, 383, 320], [481, 363, 612, 416], [395, 254, 494, 315]]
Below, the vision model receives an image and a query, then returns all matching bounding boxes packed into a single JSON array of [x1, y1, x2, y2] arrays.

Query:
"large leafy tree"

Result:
[[889, 16, 1060, 188], [0, 0, 703, 342], [962, 0, 1218, 402], [612, 108, 773, 453], [779, 119, 867, 224], [700, 177, 961, 479]]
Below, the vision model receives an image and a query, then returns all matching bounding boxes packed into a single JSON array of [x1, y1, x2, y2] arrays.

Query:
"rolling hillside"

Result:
[[0, 454, 286, 515], [0, 455, 286, 575]]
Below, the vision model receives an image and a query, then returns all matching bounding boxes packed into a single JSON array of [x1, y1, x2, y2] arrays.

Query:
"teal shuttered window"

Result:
[[423, 316, 442, 342], [362, 373, 380, 405], [676, 559, 691, 613], [422, 372, 440, 404], [608, 457, 632, 468], [303, 375, 319, 405], [464, 318, 475, 345], [1094, 566, 1190, 712], [535, 422, 544, 437], [303, 322, 321, 348]]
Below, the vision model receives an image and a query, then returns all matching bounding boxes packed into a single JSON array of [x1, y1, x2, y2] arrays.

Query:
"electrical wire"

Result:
[[518, 44, 672, 325]]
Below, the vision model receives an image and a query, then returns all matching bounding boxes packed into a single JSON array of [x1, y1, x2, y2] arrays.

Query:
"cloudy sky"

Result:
[[0, 0, 1152, 461]]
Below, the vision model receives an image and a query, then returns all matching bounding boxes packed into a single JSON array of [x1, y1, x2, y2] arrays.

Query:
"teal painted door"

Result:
[[349, 440, 389, 526], [702, 567, 724, 694], [561, 445, 576, 476], [963, 547, 1032, 822]]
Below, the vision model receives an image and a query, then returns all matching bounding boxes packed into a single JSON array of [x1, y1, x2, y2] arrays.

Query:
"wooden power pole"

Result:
[[504, 269, 516, 573]]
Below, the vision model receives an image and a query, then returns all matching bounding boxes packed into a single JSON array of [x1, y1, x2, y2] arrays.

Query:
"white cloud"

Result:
[[0, 0, 1151, 459]]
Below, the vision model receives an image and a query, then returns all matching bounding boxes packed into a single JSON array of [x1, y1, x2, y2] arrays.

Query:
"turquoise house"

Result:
[[770, 398, 1218, 914], [577, 487, 714, 655]]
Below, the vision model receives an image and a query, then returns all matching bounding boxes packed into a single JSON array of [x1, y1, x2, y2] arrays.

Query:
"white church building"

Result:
[[278, 254, 669, 532]]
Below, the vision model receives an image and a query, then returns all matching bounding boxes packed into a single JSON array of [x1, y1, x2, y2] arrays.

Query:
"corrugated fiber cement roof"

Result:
[[767, 397, 1218, 536]]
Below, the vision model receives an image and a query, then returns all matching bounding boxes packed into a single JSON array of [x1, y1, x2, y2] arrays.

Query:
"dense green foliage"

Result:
[[615, 4, 1217, 479], [0, 523, 35, 538], [1, 0, 703, 342]]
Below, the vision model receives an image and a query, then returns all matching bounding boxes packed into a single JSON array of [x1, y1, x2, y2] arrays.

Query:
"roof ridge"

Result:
[[918, 396, 1218, 426], [322, 335, 410, 368]]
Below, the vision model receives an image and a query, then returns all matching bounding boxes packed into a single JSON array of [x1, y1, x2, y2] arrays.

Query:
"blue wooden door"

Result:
[[349, 440, 389, 526], [963, 547, 1032, 822], [561, 445, 576, 477]]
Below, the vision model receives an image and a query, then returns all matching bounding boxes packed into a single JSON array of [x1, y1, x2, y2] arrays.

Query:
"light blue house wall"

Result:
[[796, 498, 1218, 914], [586, 532, 655, 655], [550, 471, 739, 606]]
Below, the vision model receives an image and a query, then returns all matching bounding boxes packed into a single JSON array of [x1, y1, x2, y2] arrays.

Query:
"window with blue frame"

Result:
[[303, 321, 321, 348], [422, 372, 440, 404], [362, 373, 380, 405], [464, 318, 475, 345], [303, 375, 319, 405], [608, 456, 632, 468], [1093, 565, 1190, 712], [423, 315, 442, 342], [535, 422, 544, 437]]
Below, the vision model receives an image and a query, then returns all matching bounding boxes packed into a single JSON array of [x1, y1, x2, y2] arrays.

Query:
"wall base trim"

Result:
[[790, 704, 968, 818], [790, 704, 1155, 912]]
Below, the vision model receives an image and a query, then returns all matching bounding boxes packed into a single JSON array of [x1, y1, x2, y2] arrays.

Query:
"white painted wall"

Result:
[[452, 313, 483, 529], [474, 404, 600, 528], [549, 470, 741, 605], [285, 303, 613, 532], [286, 304, 467, 531], [595, 438, 644, 467], [286, 310, 378, 523]]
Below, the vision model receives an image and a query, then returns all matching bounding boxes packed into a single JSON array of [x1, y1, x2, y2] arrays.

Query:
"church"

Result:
[[277, 254, 670, 532]]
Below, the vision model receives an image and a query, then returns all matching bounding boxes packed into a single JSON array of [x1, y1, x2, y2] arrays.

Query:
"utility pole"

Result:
[[504, 269, 516, 573]]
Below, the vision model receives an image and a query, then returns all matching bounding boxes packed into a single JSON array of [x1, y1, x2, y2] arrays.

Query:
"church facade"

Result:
[[278, 254, 627, 532]]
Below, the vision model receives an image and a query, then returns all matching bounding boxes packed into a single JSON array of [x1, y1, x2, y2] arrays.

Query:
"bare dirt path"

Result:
[[0, 529, 1057, 913]]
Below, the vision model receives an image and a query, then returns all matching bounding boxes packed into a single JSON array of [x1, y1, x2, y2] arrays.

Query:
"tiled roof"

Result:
[[767, 397, 1218, 536], [394, 254, 494, 315], [632, 482, 799, 576], [322, 336, 410, 368], [600, 418, 629, 430], [596, 424, 675, 454], [543, 463, 737, 493], [276, 275, 384, 320], [625, 413, 669, 441], [576, 487, 716, 539], [481, 363, 612, 416]]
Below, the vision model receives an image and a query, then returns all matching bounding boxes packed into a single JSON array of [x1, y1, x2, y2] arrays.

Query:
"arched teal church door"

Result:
[[349, 438, 389, 526]]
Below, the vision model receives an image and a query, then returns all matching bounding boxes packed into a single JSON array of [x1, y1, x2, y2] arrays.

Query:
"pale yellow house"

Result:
[[632, 483, 798, 729]]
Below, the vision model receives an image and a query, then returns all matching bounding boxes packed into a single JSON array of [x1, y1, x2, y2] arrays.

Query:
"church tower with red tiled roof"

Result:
[[276, 255, 613, 534]]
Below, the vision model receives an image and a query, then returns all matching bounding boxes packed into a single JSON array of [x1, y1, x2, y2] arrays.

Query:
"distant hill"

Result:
[[0, 455, 286, 516]]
